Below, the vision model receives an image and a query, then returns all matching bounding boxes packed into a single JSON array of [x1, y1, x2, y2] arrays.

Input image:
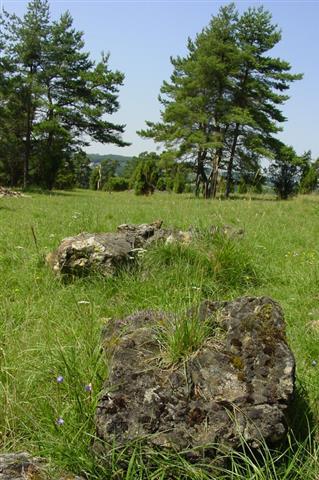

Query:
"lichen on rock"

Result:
[[96, 296, 295, 459]]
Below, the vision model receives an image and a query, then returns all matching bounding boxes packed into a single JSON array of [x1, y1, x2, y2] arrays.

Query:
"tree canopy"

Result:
[[139, 3, 302, 198], [0, 0, 128, 189]]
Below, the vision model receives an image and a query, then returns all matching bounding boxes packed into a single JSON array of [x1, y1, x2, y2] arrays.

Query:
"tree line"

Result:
[[0, 0, 128, 189], [0, 0, 318, 198]]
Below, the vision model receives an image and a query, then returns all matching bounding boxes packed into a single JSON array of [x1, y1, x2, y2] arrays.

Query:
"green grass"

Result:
[[1, 190, 319, 478]]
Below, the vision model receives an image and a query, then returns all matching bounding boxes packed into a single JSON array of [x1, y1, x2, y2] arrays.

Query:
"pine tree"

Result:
[[139, 4, 238, 198], [139, 4, 302, 199], [0, 0, 128, 189], [268, 142, 301, 199], [224, 7, 302, 197]]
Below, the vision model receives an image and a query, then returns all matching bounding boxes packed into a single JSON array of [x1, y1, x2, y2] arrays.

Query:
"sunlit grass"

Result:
[[1, 190, 319, 478]]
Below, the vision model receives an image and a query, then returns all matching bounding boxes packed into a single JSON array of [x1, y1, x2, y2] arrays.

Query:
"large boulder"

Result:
[[96, 297, 295, 459]]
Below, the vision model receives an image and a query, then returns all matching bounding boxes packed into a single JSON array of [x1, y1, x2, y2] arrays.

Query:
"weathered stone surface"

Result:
[[96, 297, 295, 458], [46, 221, 165, 276], [47, 221, 245, 277], [0, 452, 84, 480], [0, 187, 25, 198]]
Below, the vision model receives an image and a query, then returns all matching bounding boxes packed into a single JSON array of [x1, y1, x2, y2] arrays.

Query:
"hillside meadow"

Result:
[[1, 190, 319, 479]]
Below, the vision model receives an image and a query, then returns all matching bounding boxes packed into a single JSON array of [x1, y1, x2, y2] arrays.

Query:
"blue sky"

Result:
[[2, 0, 318, 159]]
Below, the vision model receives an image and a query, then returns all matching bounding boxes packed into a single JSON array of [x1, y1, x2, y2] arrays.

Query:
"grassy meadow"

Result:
[[1, 189, 319, 479]]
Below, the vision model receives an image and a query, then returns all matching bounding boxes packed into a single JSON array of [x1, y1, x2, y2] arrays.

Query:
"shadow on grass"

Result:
[[24, 188, 82, 197], [0, 204, 16, 211], [180, 193, 278, 202], [287, 381, 316, 443]]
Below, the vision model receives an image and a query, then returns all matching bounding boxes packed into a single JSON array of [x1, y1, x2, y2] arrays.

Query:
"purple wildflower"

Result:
[[84, 383, 92, 392], [56, 375, 64, 383], [56, 417, 64, 426]]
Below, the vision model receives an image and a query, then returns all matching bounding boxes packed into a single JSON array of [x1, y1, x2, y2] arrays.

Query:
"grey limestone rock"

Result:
[[46, 221, 165, 276], [96, 297, 295, 459], [46, 221, 245, 277]]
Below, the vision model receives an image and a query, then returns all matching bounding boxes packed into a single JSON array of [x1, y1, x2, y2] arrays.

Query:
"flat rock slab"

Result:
[[96, 297, 295, 459]]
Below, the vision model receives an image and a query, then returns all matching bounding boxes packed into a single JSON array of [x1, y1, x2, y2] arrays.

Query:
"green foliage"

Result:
[[132, 151, 160, 195], [156, 176, 167, 191], [299, 166, 318, 194], [0, 0, 128, 189], [89, 166, 101, 190], [88, 154, 133, 177], [238, 177, 248, 194], [173, 168, 187, 193], [298, 153, 318, 194], [268, 143, 301, 199], [139, 4, 302, 198], [73, 151, 91, 189], [54, 159, 75, 190], [104, 176, 129, 192]]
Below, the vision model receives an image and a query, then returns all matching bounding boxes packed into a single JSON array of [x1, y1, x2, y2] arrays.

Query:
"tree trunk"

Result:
[[24, 105, 31, 190], [211, 149, 222, 199], [225, 123, 240, 198], [195, 149, 208, 197], [23, 67, 34, 190]]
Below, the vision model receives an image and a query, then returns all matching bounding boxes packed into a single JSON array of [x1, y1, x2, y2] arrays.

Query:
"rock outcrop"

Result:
[[96, 297, 295, 459], [46, 221, 165, 276], [46, 221, 245, 277], [0, 187, 25, 198]]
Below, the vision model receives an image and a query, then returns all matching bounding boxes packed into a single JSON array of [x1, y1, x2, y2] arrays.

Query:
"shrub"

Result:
[[156, 176, 167, 191], [104, 176, 129, 192], [238, 177, 248, 194], [173, 170, 186, 194]]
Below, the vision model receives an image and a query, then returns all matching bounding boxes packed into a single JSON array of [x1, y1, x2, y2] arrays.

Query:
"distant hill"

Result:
[[88, 154, 133, 176]]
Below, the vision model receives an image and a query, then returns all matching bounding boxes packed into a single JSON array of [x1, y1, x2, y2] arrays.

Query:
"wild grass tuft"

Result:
[[155, 313, 212, 365]]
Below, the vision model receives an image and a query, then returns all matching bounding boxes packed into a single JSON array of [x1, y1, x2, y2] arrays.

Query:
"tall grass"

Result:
[[0, 190, 319, 478]]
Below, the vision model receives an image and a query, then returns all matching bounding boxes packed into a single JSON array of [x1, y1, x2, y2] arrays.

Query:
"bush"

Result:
[[132, 154, 159, 195], [238, 177, 248, 194], [173, 170, 186, 193], [156, 176, 167, 191], [104, 176, 129, 192], [54, 170, 75, 190], [299, 166, 318, 194]]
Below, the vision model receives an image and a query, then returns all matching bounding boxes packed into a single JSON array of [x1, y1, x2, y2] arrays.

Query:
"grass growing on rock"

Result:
[[1, 190, 319, 478], [155, 313, 213, 365]]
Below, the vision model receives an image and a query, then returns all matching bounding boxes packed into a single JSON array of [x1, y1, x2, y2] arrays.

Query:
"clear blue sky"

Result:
[[2, 0, 318, 159]]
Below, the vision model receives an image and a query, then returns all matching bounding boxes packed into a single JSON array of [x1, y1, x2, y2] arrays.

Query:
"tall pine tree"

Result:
[[0, 0, 128, 189], [139, 4, 302, 198]]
